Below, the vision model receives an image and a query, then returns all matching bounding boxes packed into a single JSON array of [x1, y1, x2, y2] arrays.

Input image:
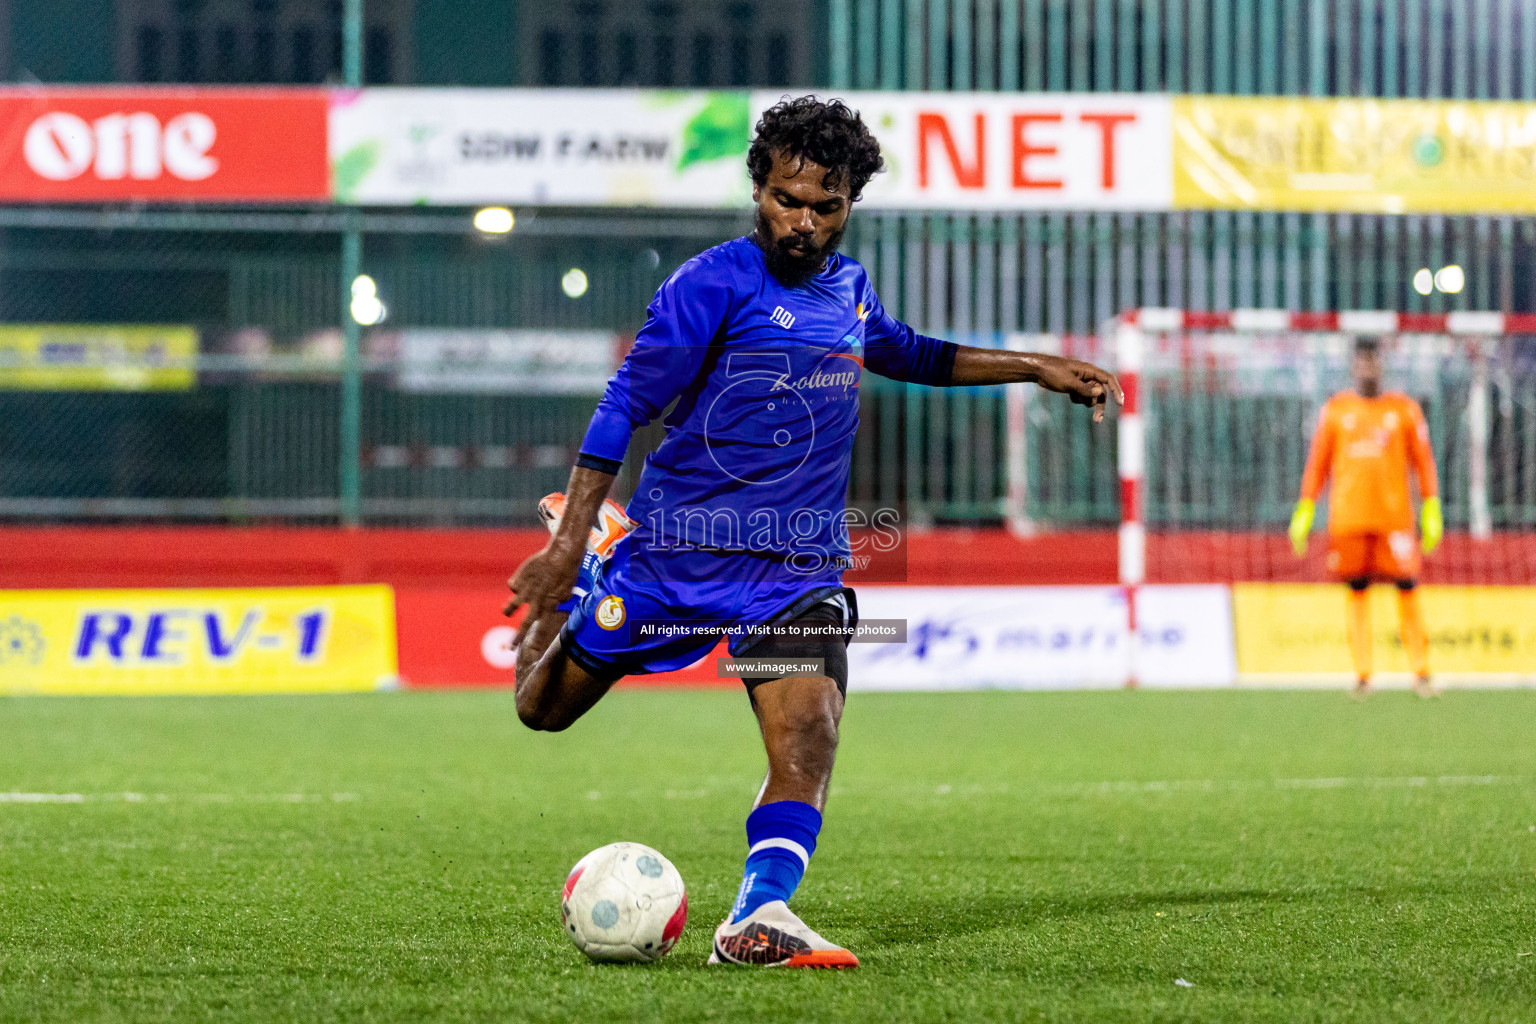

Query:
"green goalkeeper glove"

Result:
[[1289, 499, 1315, 557], [1421, 496, 1444, 555]]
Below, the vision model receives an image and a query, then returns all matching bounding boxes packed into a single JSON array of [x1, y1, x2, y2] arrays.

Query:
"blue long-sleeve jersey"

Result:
[[578, 235, 956, 588]]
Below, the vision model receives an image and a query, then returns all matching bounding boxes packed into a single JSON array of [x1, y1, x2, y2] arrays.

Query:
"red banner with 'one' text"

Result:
[[0, 87, 329, 202]]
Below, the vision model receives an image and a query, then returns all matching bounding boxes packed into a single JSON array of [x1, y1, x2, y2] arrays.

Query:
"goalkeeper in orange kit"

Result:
[[1289, 337, 1443, 698]]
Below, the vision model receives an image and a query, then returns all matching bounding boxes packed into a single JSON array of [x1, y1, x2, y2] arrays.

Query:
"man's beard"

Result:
[[754, 209, 845, 287]]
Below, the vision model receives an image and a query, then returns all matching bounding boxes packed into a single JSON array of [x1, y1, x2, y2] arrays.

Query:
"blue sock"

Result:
[[730, 800, 822, 923], [556, 550, 603, 614]]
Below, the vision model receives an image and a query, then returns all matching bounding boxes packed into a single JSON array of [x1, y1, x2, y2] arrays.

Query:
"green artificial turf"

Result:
[[2, 688, 1535, 1023]]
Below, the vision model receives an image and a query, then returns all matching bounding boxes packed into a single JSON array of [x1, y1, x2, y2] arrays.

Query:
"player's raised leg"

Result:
[[513, 613, 615, 732], [505, 470, 633, 732]]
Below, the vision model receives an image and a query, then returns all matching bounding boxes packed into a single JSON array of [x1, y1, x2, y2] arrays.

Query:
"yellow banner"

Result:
[[0, 586, 397, 695], [1174, 96, 1536, 214], [1233, 583, 1536, 680], [0, 325, 196, 391]]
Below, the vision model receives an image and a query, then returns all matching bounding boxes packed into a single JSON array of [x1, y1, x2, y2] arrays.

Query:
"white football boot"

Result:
[[707, 901, 859, 968]]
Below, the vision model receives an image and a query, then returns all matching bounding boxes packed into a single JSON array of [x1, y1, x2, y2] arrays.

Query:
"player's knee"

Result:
[[514, 666, 569, 732], [516, 689, 556, 731], [1347, 576, 1370, 592]]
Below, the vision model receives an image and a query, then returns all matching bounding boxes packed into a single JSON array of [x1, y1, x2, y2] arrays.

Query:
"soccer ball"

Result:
[[561, 842, 687, 963]]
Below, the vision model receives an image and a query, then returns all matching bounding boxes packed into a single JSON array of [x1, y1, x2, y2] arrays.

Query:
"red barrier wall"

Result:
[[0, 526, 1121, 589], [3, 527, 1530, 591]]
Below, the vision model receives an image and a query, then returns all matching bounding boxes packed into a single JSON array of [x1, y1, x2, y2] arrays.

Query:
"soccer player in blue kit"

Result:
[[505, 97, 1121, 967]]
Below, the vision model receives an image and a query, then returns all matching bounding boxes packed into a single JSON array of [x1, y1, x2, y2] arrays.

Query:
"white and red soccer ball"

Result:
[[561, 842, 687, 963]]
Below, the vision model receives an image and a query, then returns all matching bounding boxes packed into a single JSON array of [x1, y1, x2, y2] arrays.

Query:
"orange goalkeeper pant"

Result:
[[1344, 586, 1431, 681]]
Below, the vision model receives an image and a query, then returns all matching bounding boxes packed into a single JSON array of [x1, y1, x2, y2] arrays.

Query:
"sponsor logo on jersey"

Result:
[[770, 364, 860, 393], [595, 595, 626, 631], [765, 338, 865, 394], [855, 302, 868, 321], [769, 305, 796, 329]]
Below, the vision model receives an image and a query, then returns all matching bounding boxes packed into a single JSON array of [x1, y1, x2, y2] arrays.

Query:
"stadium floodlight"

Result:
[[1434, 265, 1465, 294], [562, 268, 589, 298], [1413, 268, 1434, 295], [350, 274, 386, 325], [474, 206, 515, 234]]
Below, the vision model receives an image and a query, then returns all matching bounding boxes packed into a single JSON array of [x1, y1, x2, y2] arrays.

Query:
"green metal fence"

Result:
[[828, 0, 1536, 343], [10, 335, 1528, 532], [6, 1, 1536, 526]]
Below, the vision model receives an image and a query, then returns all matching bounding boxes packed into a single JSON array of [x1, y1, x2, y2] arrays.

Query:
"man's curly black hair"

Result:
[[747, 96, 885, 202]]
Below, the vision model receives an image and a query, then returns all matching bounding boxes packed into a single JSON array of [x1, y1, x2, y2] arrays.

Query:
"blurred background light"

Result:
[[473, 207, 515, 234], [1433, 265, 1465, 294]]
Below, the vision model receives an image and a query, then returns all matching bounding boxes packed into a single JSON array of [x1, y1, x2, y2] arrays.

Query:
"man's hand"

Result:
[[1289, 499, 1315, 557], [949, 348, 1123, 423], [1027, 356, 1125, 423], [1421, 496, 1444, 555], [503, 541, 584, 626]]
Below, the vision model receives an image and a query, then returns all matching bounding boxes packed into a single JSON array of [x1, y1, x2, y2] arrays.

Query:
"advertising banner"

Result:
[[1232, 583, 1536, 681], [0, 87, 329, 202], [328, 88, 1172, 210], [846, 584, 1234, 690], [329, 89, 755, 206], [395, 584, 1233, 691], [9, 87, 1536, 214], [835, 91, 1173, 210], [0, 325, 196, 391], [393, 588, 729, 688], [389, 330, 619, 394], [0, 586, 397, 695], [1174, 96, 1536, 214], [335, 89, 1536, 214]]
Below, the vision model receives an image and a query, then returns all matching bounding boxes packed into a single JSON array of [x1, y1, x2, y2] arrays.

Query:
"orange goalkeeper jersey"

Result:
[[1300, 391, 1438, 536]]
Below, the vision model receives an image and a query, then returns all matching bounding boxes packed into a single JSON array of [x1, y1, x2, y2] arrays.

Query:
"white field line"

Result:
[[945, 775, 1524, 797], [0, 792, 359, 804], [1057, 774, 1517, 795], [854, 775, 1526, 799]]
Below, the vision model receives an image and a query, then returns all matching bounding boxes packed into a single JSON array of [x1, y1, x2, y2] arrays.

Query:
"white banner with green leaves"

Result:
[[329, 89, 755, 207]]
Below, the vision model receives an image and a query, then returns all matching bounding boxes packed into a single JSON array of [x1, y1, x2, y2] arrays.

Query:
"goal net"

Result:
[[1110, 310, 1536, 588]]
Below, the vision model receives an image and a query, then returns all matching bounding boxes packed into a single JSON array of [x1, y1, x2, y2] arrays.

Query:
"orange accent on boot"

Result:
[[784, 949, 860, 969], [590, 498, 636, 555], [1398, 588, 1430, 679], [1347, 587, 1373, 682]]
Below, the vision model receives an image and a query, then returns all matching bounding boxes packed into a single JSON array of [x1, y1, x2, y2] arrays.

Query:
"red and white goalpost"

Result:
[[1109, 308, 1536, 685]]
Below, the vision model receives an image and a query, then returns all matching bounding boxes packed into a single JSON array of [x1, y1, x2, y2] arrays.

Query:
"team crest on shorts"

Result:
[[595, 595, 626, 631]]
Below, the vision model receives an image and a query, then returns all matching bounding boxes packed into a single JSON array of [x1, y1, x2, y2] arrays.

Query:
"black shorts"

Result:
[[733, 588, 858, 697]]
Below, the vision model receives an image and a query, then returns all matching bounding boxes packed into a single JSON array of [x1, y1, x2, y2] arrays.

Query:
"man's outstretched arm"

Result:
[[948, 347, 1124, 423], [858, 291, 1120, 421]]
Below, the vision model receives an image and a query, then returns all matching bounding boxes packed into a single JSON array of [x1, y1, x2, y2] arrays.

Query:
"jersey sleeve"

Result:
[[1404, 397, 1439, 498], [1299, 401, 1337, 502], [859, 283, 958, 387], [576, 259, 732, 473]]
